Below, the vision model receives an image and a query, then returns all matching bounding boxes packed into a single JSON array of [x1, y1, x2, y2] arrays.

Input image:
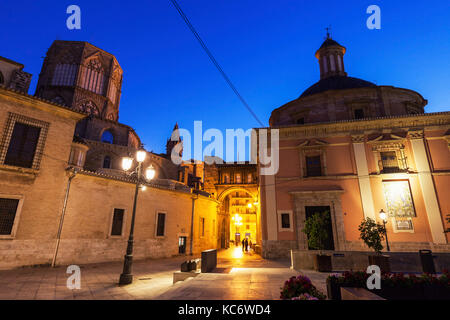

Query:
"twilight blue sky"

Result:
[[1, 0, 449, 157]]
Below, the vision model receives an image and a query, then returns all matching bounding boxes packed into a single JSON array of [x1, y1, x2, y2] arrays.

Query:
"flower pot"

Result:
[[314, 254, 332, 272], [326, 277, 342, 300], [368, 254, 390, 273]]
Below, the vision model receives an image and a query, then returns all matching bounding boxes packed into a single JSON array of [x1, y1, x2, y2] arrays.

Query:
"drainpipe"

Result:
[[189, 193, 199, 255], [52, 168, 77, 267]]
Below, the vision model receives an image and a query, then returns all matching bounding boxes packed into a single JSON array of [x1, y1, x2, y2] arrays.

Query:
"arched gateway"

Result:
[[204, 162, 261, 250]]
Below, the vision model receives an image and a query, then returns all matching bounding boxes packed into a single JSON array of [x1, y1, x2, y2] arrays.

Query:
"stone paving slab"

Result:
[[0, 248, 325, 300]]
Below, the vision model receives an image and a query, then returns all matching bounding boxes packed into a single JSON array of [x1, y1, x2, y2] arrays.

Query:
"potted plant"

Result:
[[358, 217, 390, 272], [302, 211, 332, 272]]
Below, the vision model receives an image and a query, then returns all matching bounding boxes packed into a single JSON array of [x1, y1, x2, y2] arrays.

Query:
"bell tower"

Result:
[[166, 123, 183, 158], [315, 29, 347, 79], [35, 40, 123, 122]]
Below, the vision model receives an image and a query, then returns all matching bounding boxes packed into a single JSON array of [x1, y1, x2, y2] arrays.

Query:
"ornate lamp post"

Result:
[[119, 149, 156, 285], [379, 209, 390, 252]]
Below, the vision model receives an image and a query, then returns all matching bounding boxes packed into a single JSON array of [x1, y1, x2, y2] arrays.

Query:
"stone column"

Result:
[[352, 135, 376, 220], [263, 174, 278, 241], [408, 130, 446, 244]]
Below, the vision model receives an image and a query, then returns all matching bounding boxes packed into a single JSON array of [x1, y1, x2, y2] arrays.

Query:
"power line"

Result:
[[169, 0, 265, 127]]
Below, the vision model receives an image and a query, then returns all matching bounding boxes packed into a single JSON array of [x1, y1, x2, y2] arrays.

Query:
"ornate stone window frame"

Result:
[[368, 137, 408, 174], [289, 189, 346, 251], [299, 140, 328, 177], [346, 99, 374, 120], [277, 210, 294, 232], [0, 112, 50, 170]]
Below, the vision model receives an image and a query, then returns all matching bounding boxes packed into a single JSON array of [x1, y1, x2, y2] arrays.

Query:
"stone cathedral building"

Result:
[[0, 40, 217, 269], [259, 35, 450, 258]]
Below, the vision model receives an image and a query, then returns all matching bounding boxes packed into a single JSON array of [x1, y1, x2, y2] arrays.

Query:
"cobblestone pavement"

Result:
[[0, 247, 329, 300]]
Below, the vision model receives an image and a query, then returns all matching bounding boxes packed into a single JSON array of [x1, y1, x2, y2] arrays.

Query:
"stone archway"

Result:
[[216, 187, 260, 249]]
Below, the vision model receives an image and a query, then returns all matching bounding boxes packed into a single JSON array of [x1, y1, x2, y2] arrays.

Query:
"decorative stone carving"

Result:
[[351, 134, 365, 143], [408, 130, 424, 140]]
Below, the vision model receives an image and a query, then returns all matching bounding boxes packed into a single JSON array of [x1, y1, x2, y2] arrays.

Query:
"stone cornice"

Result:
[[261, 112, 450, 139], [0, 85, 86, 121]]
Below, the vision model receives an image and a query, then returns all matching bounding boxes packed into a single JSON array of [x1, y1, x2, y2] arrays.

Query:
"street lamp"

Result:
[[119, 149, 156, 285], [379, 209, 390, 252]]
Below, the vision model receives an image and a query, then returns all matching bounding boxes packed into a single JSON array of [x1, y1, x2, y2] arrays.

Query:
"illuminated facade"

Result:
[[204, 161, 260, 249], [259, 36, 450, 258]]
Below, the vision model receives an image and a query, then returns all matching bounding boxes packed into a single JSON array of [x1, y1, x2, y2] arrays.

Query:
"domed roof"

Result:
[[319, 38, 344, 50], [299, 76, 376, 98]]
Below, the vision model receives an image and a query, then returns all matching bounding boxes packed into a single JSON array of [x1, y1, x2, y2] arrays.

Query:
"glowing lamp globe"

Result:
[[122, 157, 133, 171], [136, 149, 146, 163], [379, 209, 387, 221], [146, 165, 156, 180]]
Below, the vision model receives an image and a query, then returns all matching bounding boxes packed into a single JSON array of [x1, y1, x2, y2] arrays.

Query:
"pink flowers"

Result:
[[280, 275, 326, 300]]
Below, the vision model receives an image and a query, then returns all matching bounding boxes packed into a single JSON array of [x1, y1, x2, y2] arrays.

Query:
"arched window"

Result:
[[79, 59, 105, 94], [103, 156, 111, 169], [101, 130, 114, 144]]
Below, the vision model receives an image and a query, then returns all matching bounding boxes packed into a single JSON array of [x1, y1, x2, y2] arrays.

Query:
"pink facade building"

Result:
[[259, 36, 450, 258]]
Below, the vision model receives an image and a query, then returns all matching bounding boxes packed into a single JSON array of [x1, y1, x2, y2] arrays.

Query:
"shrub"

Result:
[[302, 211, 331, 253], [280, 275, 326, 300], [358, 217, 386, 254]]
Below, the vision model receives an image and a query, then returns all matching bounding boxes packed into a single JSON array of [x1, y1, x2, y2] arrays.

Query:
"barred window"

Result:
[[281, 213, 291, 229], [5, 122, 41, 168], [306, 155, 322, 177], [380, 151, 399, 173], [156, 212, 166, 237], [0, 113, 49, 170], [0, 198, 19, 235], [111, 208, 124, 236]]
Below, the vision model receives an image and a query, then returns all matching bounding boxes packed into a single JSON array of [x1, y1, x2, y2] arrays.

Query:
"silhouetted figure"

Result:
[[245, 238, 249, 252], [241, 239, 245, 252]]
